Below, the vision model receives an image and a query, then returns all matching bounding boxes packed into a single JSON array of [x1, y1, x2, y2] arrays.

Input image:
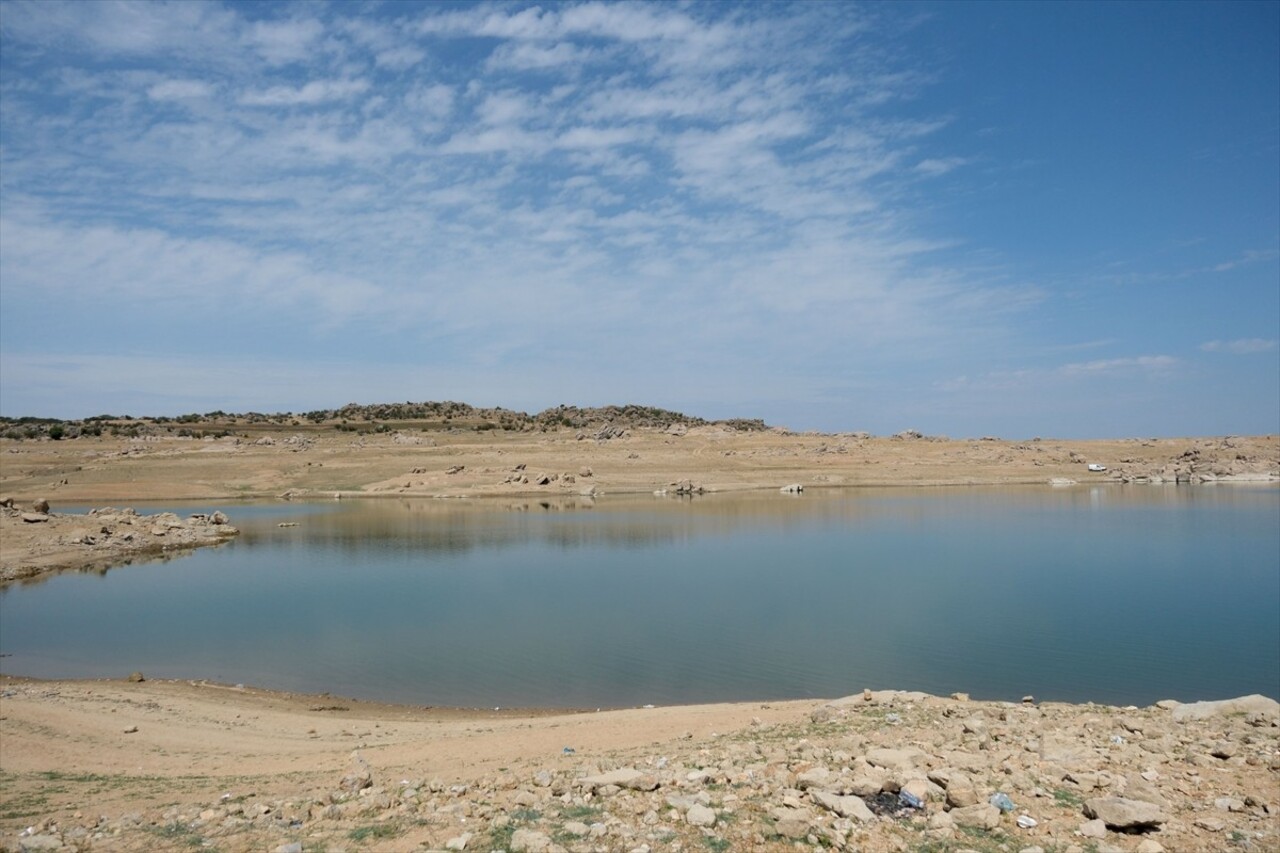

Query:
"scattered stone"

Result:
[[128, 671, 145, 682], [21, 512, 49, 523], [31, 498, 50, 513]]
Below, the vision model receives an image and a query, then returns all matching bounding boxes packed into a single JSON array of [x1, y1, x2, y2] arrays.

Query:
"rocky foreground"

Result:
[[2, 686, 1276, 853]]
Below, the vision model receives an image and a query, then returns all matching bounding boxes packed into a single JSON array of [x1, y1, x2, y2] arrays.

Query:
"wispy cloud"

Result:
[[1058, 356, 1178, 376], [240, 79, 370, 107], [1200, 339, 1278, 355]]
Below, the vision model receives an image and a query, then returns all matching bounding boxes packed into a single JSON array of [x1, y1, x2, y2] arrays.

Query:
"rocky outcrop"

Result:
[[1, 505, 239, 584]]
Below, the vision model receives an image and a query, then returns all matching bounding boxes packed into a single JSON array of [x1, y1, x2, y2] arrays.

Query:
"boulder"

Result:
[[577, 767, 658, 792], [509, 828, 552, 853], [795, 767, 831, 790], [864, 746, 928, 772], [686, 804, 717, 827], [31, 498, 50, 513], [1083, 796, 1165, 830], [1169, 694, 1280, 722], [768, 807, 812, 839], [949, 803, 1000, 830], [340, 751, 373, 793]]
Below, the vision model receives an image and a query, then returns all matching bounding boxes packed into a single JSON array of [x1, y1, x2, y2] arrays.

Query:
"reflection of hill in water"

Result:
[[235, 484, 1255, 556]]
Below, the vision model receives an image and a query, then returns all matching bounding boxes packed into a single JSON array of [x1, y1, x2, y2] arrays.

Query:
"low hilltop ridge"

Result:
[[0, 401, 768, 441]]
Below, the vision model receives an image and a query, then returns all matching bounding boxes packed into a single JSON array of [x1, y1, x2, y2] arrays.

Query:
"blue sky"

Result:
[[1, 0, 1276, 437]]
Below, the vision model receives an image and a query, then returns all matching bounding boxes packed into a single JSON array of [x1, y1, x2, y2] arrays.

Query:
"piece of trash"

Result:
[[1110, 734, 1126, 745], [562, 746, 576, 754], [898, 790, 924, 809], [642, 704, 655, 709], [885, 713, 901, 724], [989, 792, 1015, 812], [1016, 814, 1038, 829], [864, 792, 919, 817]]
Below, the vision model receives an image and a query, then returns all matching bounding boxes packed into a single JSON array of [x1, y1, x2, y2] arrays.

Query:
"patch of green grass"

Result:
[[702, 836, 733, 852], [146, 822, 204, 848], [487, 822, 515, 850], [348, 822, 400, 843], [486, 805, 544, 850], [35, 771, 113, 784], [1052, 786, 1084, 808], [559, 804, 602, 821]]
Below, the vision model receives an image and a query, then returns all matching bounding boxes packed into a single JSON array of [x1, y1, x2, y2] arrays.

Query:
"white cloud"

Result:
[[1200, 339, 1278, 354], [0, 0, 240, 59], [376, 46, 426, 71], [0, 217, 389, 327], [147, 79, 215, 101], [914, 157, 968, 176], [1058, 356, 1178, 375], [246, 17, 324, 65], [240, 79, 371, 107], [486, 41, 592, 71]]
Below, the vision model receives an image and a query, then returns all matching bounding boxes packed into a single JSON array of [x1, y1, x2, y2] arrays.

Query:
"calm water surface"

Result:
[[2, 486, 1277, 708]]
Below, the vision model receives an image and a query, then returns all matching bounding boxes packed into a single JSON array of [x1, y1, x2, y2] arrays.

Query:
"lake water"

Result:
[[2, 486, 1277, 709]]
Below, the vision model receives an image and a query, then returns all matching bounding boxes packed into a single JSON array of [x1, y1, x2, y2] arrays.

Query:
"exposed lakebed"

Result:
[[1, 485, 1276, 708]]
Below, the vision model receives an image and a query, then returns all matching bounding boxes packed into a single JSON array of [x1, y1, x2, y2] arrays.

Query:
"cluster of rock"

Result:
[[499, 466, 595, 490], [251, 435, 315, 451], [10, 691, 1276, 852], [0, 503, 239, 584], [653, 479, 706, 496], [1111, 444, 1278, 484]]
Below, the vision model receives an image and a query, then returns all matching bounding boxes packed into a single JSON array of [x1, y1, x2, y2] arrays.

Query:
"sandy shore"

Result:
[[2, 427, 1277, 851]]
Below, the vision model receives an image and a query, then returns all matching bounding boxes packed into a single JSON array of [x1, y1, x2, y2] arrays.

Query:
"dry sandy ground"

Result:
[[1, 428, 1277, 851]]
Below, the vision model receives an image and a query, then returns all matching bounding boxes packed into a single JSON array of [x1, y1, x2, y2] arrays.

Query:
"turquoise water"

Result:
[[2, 486, 1277, 708]]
